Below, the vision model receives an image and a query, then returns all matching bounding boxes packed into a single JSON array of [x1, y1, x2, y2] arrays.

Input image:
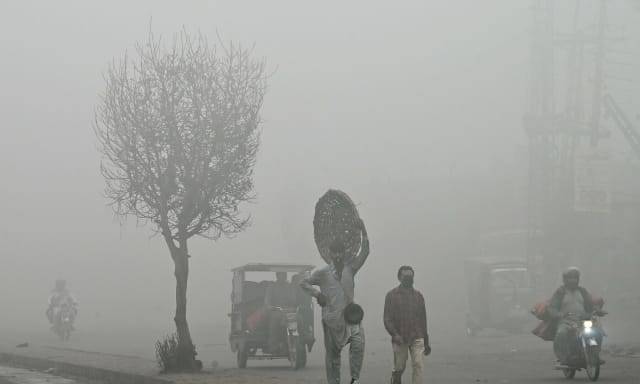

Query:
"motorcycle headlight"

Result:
[[583, 320, 593, 329]]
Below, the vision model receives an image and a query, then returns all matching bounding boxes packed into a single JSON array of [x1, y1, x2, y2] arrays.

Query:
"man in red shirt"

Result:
[[384, 266, 431, 384]]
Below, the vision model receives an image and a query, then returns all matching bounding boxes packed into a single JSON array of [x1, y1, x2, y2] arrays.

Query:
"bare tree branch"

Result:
[[95, 29, 267, 245]]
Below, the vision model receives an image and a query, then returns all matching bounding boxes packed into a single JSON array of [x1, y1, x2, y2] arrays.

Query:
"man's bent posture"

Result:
[[301, 220, 369, 384]]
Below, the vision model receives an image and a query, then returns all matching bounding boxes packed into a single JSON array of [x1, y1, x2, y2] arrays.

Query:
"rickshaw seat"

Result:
[[242, 281, 266, 303], [240, 281, 271, 331]]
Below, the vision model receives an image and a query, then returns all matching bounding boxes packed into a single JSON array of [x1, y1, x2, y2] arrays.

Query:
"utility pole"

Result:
[[524, 0, 615, 293], [590, 0, 607, 147], [525, 0, 555, 293]]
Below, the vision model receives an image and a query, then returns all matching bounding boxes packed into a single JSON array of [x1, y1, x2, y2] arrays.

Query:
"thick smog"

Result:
[[1, 1, 639, 383]]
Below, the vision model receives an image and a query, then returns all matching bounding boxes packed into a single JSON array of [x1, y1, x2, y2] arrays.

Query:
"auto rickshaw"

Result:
[[229, 263, 315, 369], [464, 258, 534, 336]]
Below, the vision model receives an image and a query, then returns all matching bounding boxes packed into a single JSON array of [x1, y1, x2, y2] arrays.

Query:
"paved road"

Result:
[[197, 333, 640, 384], [3, 325, 639, 384], [2, 336, 639, 384], [0, 366, 86, 384]]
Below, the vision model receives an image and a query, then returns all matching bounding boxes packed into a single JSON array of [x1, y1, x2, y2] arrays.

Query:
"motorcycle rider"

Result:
[[548, 267, 595, 365], [46, 279, 77, 326]]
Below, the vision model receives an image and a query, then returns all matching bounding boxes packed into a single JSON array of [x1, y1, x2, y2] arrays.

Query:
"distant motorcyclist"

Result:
[[46, 279, 77, 325], [548, 267, 595, 364]]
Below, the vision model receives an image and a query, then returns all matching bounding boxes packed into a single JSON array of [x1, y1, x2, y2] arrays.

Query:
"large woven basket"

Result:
[[313, 189, 362, 264]]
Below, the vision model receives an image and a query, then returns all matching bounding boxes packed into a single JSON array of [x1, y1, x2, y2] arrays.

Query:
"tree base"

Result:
[[156, 334, 203, 373], [173, 347, 203, 372], [163, 357, 203, 373], [176, 359, 203, 372]]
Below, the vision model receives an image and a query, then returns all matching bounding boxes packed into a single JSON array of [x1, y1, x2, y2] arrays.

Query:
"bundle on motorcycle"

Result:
[[530, 296, 605, 341], [228, 263, 316, 369]]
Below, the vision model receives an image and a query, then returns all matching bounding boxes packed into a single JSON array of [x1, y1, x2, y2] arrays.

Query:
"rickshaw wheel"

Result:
[[466, 327, 477, 337], [237, 345, 248, 369], [288, 335, 307, 369], [295, 339, 307, 369], [562, 368, 576, 379]]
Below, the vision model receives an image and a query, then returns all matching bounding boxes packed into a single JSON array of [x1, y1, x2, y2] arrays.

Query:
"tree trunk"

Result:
[[171, 245, 201, 371]]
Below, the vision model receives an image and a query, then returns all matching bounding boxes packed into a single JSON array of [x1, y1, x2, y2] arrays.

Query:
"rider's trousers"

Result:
[[554, 322, 573, 362]]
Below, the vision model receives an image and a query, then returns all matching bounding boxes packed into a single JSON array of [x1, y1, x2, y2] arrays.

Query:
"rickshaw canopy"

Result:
[[232, 263, 315, 274]]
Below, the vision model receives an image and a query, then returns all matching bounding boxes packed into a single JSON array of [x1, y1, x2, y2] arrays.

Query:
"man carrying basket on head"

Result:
[[301, 218, 369, 384]]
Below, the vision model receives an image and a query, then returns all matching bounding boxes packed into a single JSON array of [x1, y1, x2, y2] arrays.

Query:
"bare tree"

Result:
[[95, 30, 267, 371]]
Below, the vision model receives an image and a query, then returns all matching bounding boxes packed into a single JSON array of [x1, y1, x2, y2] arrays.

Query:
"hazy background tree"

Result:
[[95, 30, 267, 370]]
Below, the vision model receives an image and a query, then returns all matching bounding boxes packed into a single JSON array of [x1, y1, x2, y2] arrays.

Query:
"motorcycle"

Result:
[[556, 312, 606, 381], [52, 302, 76, 341], [283, 308, 308, 370]]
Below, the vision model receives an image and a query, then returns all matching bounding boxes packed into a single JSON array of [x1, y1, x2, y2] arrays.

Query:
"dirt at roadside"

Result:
[[167, 370, 319, 384], [603, 343, 640, 359]]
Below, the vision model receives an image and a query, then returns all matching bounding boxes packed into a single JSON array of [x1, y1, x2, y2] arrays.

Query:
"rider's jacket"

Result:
[[548, 286, 593, 319]]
